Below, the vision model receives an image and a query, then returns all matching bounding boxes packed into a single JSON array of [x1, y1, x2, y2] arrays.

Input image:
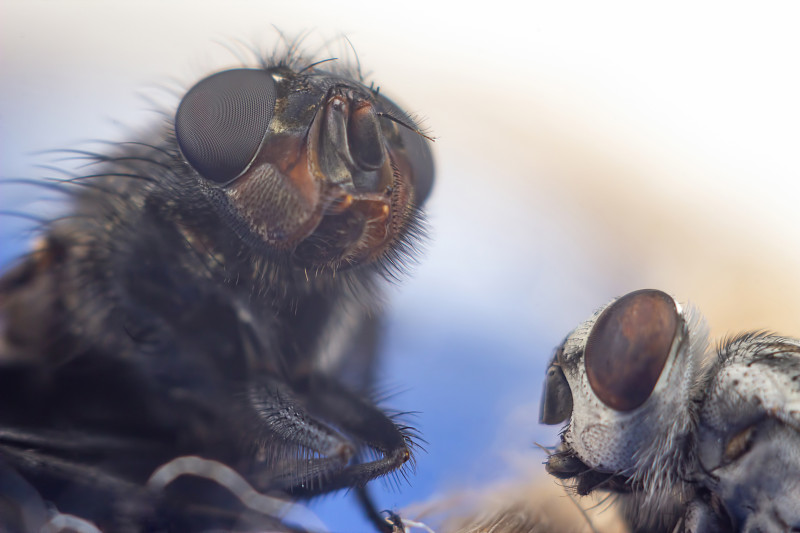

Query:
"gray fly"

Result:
[[540, 289, 800, 532]]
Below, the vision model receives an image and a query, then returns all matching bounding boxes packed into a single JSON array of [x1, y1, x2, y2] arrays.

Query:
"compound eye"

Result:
[[175, 69, 277, 184], [584, 289, 679, 411], [540, 349, 573, 425], [398, 119, 434, 205], [376, 96, 434, 205]]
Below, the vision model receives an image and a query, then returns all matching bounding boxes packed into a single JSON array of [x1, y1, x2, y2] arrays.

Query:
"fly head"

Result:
[[541, 292, 800, 532], [540, 289, 710, 507], [174, 66, 434, 273]]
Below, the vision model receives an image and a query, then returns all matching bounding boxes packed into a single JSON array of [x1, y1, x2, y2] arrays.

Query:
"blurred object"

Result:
[[402, 474, 627, 533]]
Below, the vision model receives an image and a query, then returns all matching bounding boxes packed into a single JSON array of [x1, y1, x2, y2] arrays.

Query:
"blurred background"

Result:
[[2, 1, 800, 531]]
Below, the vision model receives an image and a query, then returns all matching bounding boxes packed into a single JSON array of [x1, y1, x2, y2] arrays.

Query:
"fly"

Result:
[[541, 289, 800, 532], [0, 43, 434, 533]]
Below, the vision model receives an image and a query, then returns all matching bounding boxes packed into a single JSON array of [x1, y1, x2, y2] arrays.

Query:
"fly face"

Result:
[[541, 290, 708, 501], [175, 66, 434, 269], [541, 290, 800, 532]]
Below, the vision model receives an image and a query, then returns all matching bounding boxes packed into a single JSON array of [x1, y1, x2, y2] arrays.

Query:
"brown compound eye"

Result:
[[584, 289, 679, 411]]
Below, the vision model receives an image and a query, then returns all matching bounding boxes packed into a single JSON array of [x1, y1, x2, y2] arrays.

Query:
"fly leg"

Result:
[[247, 379, 356, 491], [302, 374, 416, 533], [300, 374, 415, 491], [248, 375, 416, 532], [356, 485, 405, 533]]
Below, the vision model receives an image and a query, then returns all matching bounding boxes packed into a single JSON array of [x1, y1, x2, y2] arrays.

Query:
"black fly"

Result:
[[0, 44, 434, 532]]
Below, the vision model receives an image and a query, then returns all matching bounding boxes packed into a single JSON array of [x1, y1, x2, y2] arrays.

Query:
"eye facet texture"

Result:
[[584, 289, 678, 411], [176, 69, 277, 184]]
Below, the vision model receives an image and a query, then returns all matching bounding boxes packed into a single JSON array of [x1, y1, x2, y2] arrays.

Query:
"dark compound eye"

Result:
[[175, 69, 277, 184], [376, 95, 434, 206], [584, 289, 679, 411], [539, 350, 573, 425], [397, 118, 434, 205]]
